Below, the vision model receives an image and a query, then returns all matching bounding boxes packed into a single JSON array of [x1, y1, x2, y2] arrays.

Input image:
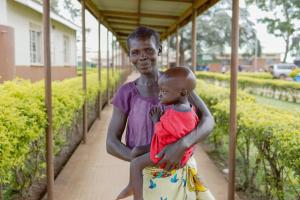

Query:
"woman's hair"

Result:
[[127, 26, 161, 51]]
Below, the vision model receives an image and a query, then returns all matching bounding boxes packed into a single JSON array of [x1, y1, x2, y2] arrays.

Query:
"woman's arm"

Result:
[[106, 106, 132, 161], [156, 91, 215, 170], [182, 90, 215, 147]]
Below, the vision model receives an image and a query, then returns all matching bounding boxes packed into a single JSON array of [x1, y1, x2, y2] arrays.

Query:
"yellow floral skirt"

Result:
[[143, 156, 215, 200]]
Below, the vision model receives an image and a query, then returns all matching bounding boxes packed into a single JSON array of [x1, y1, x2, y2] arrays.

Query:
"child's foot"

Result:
[[116, 185, 133, 199]]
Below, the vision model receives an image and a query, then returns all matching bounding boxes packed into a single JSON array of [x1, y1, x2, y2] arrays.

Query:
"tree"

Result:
[[33, 0, 80, 21], [168, 0, 259, 67], [245, 0, 300, 62], [33, 0, 59, 13], [63, 0, 80, 20]]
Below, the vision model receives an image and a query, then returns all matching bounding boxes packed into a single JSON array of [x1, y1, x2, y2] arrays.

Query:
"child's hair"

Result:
[[160, 67, 196, 92], [127, 26, 161, 52]]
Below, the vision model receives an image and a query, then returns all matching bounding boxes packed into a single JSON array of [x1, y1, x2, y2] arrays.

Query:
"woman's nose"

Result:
[[139, 51, 147, 59]]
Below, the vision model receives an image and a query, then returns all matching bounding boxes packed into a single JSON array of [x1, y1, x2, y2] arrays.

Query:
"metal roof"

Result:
[[84, 0, 220, 50]]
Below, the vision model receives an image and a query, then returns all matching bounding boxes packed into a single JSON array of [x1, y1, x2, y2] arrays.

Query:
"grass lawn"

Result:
[[254, 94, 300, 113]]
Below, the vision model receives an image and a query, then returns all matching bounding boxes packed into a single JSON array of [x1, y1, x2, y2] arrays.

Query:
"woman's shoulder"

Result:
[[117, 80, 136, 93]]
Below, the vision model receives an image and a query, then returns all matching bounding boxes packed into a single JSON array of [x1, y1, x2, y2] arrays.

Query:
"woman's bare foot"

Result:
[[116, 185, 133, 199]]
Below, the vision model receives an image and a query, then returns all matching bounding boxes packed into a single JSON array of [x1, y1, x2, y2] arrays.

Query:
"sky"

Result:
[[62, 0, 296, 63]]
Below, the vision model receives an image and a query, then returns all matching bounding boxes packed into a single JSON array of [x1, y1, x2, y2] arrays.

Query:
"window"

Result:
[[30, 23, 42, 64], [63, 35, 70, 64], [277, 64, 295, 70]]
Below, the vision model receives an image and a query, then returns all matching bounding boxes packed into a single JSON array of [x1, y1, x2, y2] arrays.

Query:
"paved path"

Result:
[[51, 72, 237, 200]]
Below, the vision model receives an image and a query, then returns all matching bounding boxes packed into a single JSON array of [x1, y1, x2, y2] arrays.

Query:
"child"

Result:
[[117, 67, 213, 200]]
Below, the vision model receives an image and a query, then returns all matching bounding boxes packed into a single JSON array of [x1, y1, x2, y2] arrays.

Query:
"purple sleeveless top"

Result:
[[111, 80, 161, 149]]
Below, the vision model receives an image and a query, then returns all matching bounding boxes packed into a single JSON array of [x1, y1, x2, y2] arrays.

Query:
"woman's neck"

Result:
[[138, 69, 159, 86]]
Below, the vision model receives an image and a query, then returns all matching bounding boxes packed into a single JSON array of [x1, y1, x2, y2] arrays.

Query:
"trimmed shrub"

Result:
[[196, 80, 300, 199]]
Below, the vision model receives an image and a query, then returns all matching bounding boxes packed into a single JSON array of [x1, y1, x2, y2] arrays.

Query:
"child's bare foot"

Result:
[[116, 185, 133, 199]]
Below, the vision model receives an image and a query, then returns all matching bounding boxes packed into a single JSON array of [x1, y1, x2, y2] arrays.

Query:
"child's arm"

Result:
[[130, 153, 154, 199]]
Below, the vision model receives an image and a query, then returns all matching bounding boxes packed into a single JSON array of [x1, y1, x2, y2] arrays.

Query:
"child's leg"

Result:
[[116, 153, 153, 200], [130, 153, 153, 200]]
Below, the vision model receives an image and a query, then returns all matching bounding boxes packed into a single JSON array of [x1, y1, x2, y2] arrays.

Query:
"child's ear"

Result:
[[180, 89, 188, 96]]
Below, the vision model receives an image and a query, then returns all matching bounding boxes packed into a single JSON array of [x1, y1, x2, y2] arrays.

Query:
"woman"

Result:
[[106, 26, 215, 199]]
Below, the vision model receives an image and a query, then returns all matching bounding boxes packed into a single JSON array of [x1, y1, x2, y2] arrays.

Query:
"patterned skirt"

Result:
[[143, 156, 215, 200]]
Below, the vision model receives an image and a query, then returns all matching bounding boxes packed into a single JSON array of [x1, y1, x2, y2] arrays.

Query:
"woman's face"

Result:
[[128, 36, 159, 75]]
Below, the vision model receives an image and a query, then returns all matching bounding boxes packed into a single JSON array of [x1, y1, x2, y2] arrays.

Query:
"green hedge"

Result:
[[196, 72, 300, 103], [0, 68, 122, 198], [239, 72, 273, 79], [196, 80, 300, 199]]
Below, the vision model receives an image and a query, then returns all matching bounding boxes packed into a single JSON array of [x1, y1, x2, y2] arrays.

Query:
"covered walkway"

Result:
[[49, 72, 237, 200], [40, 0, 242, 199]]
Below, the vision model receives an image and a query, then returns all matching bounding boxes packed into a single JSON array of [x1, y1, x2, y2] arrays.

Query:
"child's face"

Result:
[[158, 80, 181, 105]]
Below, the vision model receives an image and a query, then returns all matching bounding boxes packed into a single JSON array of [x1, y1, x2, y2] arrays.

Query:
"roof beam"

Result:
[[108, 16, 139, 21], [116, 29, 163, 35], [109, 21, 169, 29], [138, 0, 141, 26], [145, 0, 193, 2], [114, 28, 135, 32], [101, 10, 179, 20], [107, 18, 139, 23], [116, 32, 129, 37]]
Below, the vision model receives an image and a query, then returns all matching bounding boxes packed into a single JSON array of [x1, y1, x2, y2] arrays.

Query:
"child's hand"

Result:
[[149, 106, 163, 123]]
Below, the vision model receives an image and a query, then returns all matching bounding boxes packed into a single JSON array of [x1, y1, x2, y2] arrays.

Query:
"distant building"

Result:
[[0, 0, 79, 83], [197, 53, 281, 72]]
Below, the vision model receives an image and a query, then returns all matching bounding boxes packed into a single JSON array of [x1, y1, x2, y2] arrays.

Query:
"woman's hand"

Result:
[[155, 139, 188, 171], [130, 145, 150, 160]]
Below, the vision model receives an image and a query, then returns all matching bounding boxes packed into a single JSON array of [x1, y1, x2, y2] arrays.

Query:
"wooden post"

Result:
[[176, 26, 180, 67], [160, 43, 163, 69], [82, 0, 87, 143], [191, 6, 197, 72], [167, 37, 169, 68], [0, 184, 3, 200], [43, 0, 54, 199], [111, 36, 114, 93], [98, 21, 102, 119], [228, 0, 240, 199], [106, 29, 110, 100]]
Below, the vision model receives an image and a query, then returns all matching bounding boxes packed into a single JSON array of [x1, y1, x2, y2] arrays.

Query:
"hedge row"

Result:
[[239, 72, 273, 79], [0, 68, 123, 198], [196, 72, 300, 103], [196, 80, 300, 200]]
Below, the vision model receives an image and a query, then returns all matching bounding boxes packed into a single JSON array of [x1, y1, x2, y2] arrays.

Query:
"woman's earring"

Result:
[[158, 45, 162, 55]]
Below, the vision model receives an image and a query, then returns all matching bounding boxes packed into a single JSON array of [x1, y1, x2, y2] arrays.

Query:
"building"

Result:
[[197, 53, 281, 72], [0, 0, 79, 83]]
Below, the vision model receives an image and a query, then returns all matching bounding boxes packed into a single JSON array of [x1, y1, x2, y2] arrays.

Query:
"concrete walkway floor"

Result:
[[51, 72, 236, 200]]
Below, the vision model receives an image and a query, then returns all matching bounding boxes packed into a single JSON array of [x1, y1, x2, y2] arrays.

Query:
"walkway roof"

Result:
[[84, 0, 220, 50]]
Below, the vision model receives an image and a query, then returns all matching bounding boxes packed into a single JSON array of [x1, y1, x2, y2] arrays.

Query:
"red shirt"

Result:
[[150, 107, 199, 166]]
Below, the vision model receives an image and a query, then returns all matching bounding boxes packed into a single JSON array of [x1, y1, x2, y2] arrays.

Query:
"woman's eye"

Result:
[[145, 48, 155, 54], [131, 51, 138, 56]]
